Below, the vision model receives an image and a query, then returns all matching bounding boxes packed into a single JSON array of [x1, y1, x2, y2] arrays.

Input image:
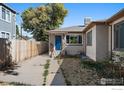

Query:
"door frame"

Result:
[[55, 35, 62, 50]]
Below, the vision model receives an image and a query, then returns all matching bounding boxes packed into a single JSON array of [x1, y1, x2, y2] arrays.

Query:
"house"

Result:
[[48, 25, 85, 57], [48, 9, 124, 61], [0, 3, 16, 39], [83, 8, 124, 61]]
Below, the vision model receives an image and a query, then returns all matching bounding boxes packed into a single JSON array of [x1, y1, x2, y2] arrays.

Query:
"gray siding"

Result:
[[0, 5, 16, 39]]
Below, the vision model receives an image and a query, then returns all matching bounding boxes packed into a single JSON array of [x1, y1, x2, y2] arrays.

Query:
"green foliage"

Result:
[[21, 3, 68, 41], [44, 62, 50, 69], [70, 36, 77, 44], [43, 70, 49, 77]]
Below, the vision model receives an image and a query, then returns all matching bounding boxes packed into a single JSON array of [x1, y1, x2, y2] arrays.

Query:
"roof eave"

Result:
[[106, 8, 124, 24], [82, 21, 105, 33], [0, 3, 16, 14]]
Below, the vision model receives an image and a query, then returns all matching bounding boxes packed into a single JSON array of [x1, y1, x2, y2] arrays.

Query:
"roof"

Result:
[[49, 25, 85, 33], [106, 8, 124, 23], [0, 3, 16, 14]]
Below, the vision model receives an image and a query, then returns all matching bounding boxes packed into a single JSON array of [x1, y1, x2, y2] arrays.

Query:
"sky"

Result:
[[6, 3, 124, 36]]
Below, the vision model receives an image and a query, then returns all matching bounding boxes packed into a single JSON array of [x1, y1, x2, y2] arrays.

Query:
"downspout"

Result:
[[110, 25, 113, 60]]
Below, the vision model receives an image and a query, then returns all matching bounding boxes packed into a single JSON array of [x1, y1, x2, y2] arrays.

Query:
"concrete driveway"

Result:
[[0, 54, 66, 86]]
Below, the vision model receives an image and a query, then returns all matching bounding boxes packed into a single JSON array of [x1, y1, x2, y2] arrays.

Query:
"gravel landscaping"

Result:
[[60, 57, 100, 85]]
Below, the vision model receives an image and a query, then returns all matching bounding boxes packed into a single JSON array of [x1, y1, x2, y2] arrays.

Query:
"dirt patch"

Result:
[[60, 58, 100, 85]]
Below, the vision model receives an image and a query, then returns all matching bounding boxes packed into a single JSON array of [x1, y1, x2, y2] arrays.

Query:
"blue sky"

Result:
[[6, 3, 124, 36]]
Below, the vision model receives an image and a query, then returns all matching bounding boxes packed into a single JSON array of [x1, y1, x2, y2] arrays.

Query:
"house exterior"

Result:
[[83, 9, 124, 61], [48, 26, 84, 57], [48, 8, 124, 61], [0, 3, 16, 39]]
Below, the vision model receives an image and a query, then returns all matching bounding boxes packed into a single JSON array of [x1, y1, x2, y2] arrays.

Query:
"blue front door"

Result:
[[55, 36, 62, 50]]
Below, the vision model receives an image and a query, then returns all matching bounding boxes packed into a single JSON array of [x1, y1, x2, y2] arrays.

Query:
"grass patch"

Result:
[[42, 59, 51, 85], [43, 70, 49, 77], [44, 62, 50, 69]]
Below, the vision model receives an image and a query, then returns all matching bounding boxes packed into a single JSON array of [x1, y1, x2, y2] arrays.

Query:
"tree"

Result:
[[21, 3, 68, 41], [16, 25, 19, 39]]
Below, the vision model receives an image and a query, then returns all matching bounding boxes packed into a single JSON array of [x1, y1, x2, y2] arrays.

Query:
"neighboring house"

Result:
[[0, 3, 16, 39], [48, 8, 124, 61]]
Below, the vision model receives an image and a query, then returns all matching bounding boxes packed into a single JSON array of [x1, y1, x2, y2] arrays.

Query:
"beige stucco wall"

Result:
[[64, 45, 83, 55], [96, 25, 109, 60], [86, 26, 96, 61], [85, 25, 109, 61]]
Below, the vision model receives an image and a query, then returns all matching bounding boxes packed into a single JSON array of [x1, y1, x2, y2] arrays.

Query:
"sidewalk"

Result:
[[0, 54, 66, 86], [46, 59, 66, 85]]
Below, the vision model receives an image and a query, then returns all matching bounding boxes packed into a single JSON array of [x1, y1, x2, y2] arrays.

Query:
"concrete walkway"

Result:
[[0, 54, 66, 86]]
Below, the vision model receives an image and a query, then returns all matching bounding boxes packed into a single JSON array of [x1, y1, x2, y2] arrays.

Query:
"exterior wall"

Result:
[[64, 45, 83, 55], [86, 26, 96, 61], [96, 25, 109, 60], [0, 5, 16, 39], [83, 33, 86, 55], [85, 25, 109, 61]]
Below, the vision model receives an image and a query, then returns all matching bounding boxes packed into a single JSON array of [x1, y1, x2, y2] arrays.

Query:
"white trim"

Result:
[[65, 34, 83, 45], [0, 31, 11, 39], [0, 6, 11, 23]]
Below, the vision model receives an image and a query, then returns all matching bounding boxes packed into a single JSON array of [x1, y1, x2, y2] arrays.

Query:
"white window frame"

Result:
[[114, 21, 124, 50], [66, 34, 83, 46], [0, 6, 11, 23], [87, 30, 92, 46], [6, 10, 11, 22], [0, 31, 11, 39], [2, 7, 6, 20]]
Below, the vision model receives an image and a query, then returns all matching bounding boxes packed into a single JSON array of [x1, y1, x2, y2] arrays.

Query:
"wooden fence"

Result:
[[11, 40, 48, 62], [0, 39, 48, 66]]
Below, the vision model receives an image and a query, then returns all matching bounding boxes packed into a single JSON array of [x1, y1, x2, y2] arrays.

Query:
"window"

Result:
[[1, 32, 5, 38], [87, 31, 92, 46], [7, 10, 10, 21], [0, 32, 10, 39], [2, 8, 6, 20], [114, 21, 124, 49], [1, 7, 11, 22], [66, 35, 69, 43], [6, 33, 10, 39], [66, 35, 82, 44]]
